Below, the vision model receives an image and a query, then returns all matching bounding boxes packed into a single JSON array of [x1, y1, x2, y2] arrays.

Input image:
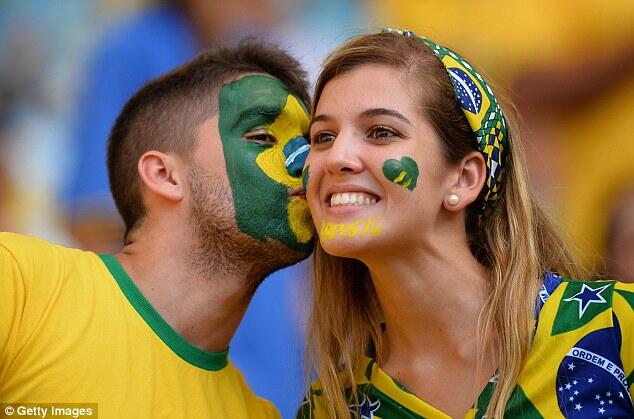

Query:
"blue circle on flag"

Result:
[[555, 315, 633, 417]]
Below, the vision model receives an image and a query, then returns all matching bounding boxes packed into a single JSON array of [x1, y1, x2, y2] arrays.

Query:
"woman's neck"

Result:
[[364, 239, 489, 361], [363, 241, 497, 417]]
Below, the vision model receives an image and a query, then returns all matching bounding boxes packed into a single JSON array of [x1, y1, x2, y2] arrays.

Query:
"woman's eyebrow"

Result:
[[309, 114, 333, 131], [310, 108, 412, 131], [360, 108, 412, 125], [311, 114, 332, 124]]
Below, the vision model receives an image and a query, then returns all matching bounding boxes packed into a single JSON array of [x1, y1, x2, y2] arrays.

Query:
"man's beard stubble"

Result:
[[187, 166, 308, 294]]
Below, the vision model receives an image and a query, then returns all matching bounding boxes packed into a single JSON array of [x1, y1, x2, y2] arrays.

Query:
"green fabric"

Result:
[[474, 382, 543, 419], [353, 384, 426, 419], [551, 280, 615, 336], [99, 254, 228, 371], [616, 288, 634, 311]]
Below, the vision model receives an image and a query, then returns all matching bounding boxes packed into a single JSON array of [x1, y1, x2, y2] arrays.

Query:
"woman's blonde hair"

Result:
[[306, 32, 587, 418]]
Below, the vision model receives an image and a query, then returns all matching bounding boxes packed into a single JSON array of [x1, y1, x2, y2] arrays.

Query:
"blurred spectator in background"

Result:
[[605, 184, 634, 283], [0, 85, 11, 230], [0, 2, 81, 244], [67, 0, 281, 253]]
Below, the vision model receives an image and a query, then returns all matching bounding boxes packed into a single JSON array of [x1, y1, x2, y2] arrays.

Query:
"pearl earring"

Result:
[[447, 194, 460, 206]]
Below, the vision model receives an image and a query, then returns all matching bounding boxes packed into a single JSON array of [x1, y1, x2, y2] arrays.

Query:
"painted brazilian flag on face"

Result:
[[218, 75, 314, 253]]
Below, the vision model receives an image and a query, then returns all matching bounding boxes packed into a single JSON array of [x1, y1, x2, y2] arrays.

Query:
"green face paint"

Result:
[[382, 156, 419, 191], [302, 165, 310, 193], [218, 75, 314, 252]]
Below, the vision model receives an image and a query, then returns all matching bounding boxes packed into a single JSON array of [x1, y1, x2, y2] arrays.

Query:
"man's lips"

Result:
[[288, 187, 306, 199]]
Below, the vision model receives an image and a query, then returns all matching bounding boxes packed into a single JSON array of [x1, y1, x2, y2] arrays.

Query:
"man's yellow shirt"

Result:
[[0, 232, 279, 418]]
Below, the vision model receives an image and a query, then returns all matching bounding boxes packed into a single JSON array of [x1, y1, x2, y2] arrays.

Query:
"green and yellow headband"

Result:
[[382, 28, 508, 213]]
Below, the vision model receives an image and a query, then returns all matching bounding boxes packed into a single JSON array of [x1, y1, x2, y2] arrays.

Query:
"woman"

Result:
[[299, 30, 634, 418]]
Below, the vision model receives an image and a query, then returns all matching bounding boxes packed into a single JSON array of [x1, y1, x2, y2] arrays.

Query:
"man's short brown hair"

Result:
[[106, 40, 309, 242]]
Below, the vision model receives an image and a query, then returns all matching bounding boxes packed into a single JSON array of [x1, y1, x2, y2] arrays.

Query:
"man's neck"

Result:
[[114, 234, 257, 353]]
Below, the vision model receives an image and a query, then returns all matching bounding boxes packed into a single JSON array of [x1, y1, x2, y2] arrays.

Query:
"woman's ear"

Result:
[[443, 151, 486, 212], [137, 151, 185, 202]]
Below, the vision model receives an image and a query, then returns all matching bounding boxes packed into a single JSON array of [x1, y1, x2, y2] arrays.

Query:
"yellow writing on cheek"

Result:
[[320, 218, 381, 241]]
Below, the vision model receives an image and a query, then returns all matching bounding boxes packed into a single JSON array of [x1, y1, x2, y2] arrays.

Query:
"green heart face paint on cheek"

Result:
[[382, 156, 419, 191], [218, 75, 314, 252]]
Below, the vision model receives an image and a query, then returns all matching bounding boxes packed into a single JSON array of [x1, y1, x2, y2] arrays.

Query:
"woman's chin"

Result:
[[318, 236, 375, 259]]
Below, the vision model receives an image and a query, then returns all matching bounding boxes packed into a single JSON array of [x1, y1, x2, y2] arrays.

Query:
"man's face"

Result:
[[216, 74, 314, 253]]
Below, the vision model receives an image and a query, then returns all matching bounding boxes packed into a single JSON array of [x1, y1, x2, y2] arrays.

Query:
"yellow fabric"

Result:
[[0, 232, 279, 419]]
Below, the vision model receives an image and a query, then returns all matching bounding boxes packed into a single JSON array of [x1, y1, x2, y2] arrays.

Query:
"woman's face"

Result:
[[306, 64, 455, 258]]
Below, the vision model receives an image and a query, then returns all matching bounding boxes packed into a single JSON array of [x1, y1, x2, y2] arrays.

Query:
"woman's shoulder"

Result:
[[535, 272, 633, 336], [529, 273, 634, 409], [538, 272, 633, 312]]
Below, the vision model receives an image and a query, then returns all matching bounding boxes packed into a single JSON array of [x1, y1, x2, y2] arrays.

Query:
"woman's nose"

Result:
[[284, 136, 310, 178], [324, 132, 363, 174]]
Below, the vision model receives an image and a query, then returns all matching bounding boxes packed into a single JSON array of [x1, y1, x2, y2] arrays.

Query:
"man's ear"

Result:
[[444, 151, 487, 212], [137, 151, 185, 202]]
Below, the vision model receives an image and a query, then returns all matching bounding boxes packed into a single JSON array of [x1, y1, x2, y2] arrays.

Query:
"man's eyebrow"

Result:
[[232, 105, 280, 129], [360, 108, 412, 125]]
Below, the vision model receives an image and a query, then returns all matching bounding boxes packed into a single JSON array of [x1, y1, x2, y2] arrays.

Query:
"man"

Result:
[[0, 41, 314, 418]]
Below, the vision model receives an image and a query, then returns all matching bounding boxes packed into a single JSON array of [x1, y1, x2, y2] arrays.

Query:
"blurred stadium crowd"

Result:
[[0, 0, 632, 417]]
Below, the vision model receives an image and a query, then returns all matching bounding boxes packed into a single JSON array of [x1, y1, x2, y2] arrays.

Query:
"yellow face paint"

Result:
[[288, 198, 315, 244], [255, 95, 310, 189], [320, 218, 382, 241]]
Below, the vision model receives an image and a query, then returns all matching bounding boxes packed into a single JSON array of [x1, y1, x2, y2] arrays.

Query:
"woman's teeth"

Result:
[[330, 192, 377, 207]]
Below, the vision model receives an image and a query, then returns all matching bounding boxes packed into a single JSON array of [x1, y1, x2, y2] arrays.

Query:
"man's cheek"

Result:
[[287, 198, 314, 244], [255, 147, 302, 188]]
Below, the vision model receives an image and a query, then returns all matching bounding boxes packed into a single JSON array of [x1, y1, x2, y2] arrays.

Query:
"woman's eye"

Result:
[[244, 129, 277, 145], [368, 126, 398, 140], [310, 131, 336, 145]]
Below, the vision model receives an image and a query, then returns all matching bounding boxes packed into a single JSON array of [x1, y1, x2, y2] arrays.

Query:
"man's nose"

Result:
[[284, 136, 310, 178]]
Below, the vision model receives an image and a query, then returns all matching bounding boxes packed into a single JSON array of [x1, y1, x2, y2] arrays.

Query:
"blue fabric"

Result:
[[232, 262, 310, 418], [66, 5, 199, 215]]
